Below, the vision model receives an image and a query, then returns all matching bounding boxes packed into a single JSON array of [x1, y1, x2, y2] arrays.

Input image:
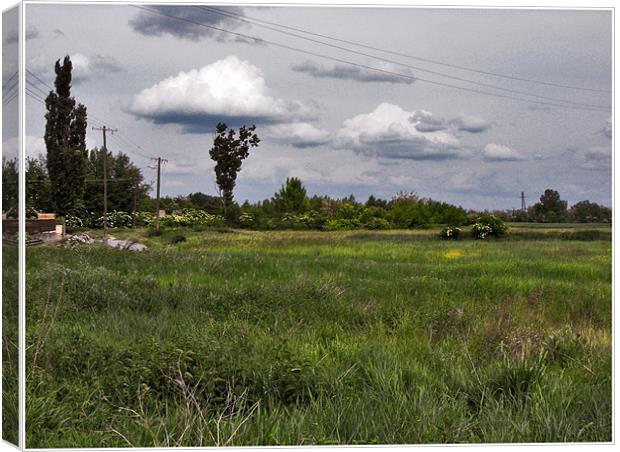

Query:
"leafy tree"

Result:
[[44, 56, 88, 215], [2, 158, 18, 217], [273, 177, 309, 213], [569, 200, 611, 223], [365, 195, 388, 209], [26, 156, 53, 213], [83, 148, 149, 215], [209, 122, 260, 219], [188, 192, 222, 214], [529, 189, 568, 223]]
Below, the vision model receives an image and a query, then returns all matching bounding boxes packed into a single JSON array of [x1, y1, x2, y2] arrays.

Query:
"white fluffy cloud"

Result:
[[128, 56, 315, 132], [70, 53, 124, 82], [264, 122, 331, 148], [333, 103, 466, 160], [482, 143, 526, 161]]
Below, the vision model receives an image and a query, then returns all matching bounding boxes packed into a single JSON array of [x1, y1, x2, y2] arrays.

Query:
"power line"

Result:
[[25, 75, 153, 162], [133, 5, 608, 113], [196, 5, 609, 110], [2, 71, 18, 89], [26, 69, 119, 127], [200, 5, 610, 94]]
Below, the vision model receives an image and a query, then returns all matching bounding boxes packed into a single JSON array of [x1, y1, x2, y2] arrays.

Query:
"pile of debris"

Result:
[[66, 233, 95, 247]]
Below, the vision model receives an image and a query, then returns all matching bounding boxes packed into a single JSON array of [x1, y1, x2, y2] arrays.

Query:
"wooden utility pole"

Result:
[[92, 126, 118, 245], [132, 178, 139, 229], [151, 157, 168, 231], [521, 191, 526, 214]]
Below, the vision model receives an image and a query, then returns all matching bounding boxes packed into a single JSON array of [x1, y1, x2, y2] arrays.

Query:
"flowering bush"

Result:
[[159, 209, 226, 228], [93, 210, 133, 229], [277, 211, 327, 230], [441, 226, 461, 239], [472, 214, 508, 239], [239, 212, 256, 228], [133, 211, 155, 227], [65, 214, 85, 229], [472, 223, 493, 239]]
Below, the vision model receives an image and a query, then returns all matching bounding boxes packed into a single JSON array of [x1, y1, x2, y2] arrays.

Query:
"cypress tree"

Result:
[[44, 56, 88, 215]]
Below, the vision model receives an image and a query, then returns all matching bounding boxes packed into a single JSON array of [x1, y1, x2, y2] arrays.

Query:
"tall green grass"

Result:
[[23, 228, 611, 447]]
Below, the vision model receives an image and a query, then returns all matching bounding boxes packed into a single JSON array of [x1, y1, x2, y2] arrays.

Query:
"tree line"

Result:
[[1, 56, 611, 229]]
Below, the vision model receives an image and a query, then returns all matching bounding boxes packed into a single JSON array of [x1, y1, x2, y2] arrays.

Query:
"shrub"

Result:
[[472, 214, 508, 239], [159, 209, 226, 228], [169, 234, 187, 244], [364, 217, 391, 230], [441, 226, 461, 239], [145, 228, 163, 237], [324, 218, 361, 231], [65, 214, 84, 229], [93, 210, 133, 229], [238, 212, 256, 228], [133, 211, 155, 227]]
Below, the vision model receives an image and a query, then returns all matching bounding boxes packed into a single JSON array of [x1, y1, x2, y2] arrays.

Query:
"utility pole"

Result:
[[132, 178, 139, 229], [521, 191, 526, 214], [92, 126, 118, 245], [151, 157, 168, 231]]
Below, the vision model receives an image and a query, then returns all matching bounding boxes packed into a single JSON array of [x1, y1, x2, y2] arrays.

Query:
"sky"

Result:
[[6, 3, 612, 210]]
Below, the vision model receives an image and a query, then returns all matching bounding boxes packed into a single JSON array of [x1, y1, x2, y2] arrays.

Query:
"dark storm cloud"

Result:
[[130, 111, 289, 134], [129, 5, 247, 41], [291, 60, 415, 84]]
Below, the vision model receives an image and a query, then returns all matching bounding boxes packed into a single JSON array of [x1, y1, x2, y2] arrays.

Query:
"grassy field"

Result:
[[21, 225, 611, 447]]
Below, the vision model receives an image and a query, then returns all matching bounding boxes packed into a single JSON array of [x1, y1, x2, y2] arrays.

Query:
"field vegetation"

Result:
[[21, 224, 611, 447]]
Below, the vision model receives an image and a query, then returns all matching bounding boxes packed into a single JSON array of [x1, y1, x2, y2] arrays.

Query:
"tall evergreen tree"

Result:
[[44, 56, 88, 215], [272, 177, 309, 213]]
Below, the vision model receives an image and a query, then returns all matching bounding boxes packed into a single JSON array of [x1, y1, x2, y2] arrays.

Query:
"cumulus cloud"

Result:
[[26, 53, 124, 85], [334, 103, 467, 160], [482, 143, 526, 161], [70, 53, 124, 83], [265, 122, 331, 148], [410, 111, 447, 132], [129, 5, 256, 43], [409, 111, 491, 133], [450, 114, 492, 133], [128, 56, 315, 132], [291, 60, 415, 84]]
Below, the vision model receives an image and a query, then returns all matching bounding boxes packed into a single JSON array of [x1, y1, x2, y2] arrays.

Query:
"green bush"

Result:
[[324, 218, 361, 231], [364, 217, 391, 230], [169, 234, 187, 244]]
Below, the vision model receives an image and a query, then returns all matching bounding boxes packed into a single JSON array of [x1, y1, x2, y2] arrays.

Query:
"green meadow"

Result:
[[20, 225, 611, 447]]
